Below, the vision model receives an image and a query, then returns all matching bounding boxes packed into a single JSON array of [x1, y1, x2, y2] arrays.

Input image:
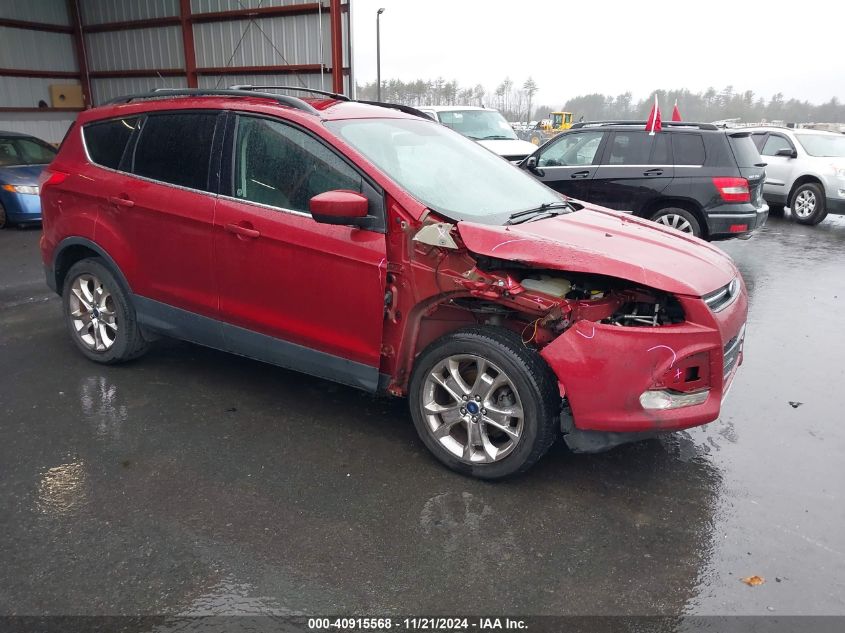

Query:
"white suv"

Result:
[[746, 127, 845, 225], [418, 106, 538, 163]]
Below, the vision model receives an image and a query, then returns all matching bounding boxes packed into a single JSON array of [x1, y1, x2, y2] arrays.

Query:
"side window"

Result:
[[672, 133, 706, 165], [17, 138, 57, 164], [761, 134, 793, 157], [538, 131, 604, 167], [649, 133, 671, 165], [606, 132, 655, 165], [83, 117, 140, 169], [751, 132, 767, 151], [0, 139, 22, 166], [132, 113, 218, 191], [234, 115, 363, 214]]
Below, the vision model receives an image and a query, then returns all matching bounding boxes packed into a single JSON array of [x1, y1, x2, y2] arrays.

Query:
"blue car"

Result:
[[0, 132, 58, 228]]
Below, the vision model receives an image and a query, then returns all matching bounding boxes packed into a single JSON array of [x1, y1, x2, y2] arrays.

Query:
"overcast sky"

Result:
[[350, 0, 845, 106]]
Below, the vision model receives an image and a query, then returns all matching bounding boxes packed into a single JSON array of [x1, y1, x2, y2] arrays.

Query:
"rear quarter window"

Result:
[[728, 134, 763, 168], [83, 117, 140, 169], [672, 133, 705, 165]]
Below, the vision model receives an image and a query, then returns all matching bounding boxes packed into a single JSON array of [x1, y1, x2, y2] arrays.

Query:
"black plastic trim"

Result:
[[133, 296, 380, 392]]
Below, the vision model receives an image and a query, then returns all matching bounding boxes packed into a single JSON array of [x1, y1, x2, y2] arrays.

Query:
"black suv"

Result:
[[519, 121, 768, 240]]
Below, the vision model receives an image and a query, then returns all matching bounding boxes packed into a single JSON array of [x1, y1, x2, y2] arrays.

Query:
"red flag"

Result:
[[645, 95, 662, 134], [671, 100, 682, 122]]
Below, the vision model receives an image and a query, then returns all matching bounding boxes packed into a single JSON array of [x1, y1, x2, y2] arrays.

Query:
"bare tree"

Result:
[[523, 77, 538, 123]]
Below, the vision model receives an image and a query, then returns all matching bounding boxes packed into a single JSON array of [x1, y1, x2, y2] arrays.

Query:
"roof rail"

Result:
[[357, 100, 429, 119], [229, 84, 351, 102], [570, 120, 719, 131], [103, 88, 320, 114]]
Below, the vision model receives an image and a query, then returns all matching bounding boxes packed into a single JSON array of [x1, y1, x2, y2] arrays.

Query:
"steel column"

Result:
[[66, 0, 91, 108], [179, 0, 198, 88], [329, 0, 344, 94]]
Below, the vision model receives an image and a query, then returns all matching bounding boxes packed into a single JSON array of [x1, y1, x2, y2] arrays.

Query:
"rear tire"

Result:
[[649, 207, 702, 238], [791, 182, 827, 225], [0, 202, 7, 229], [409, 327, 561, 479], [62, 258, 148, 364]]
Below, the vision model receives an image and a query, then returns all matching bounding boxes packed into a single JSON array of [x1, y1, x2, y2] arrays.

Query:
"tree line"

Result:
[[355, 78, 845, 124]]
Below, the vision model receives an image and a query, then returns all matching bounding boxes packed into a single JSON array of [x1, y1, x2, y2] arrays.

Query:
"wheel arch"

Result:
[[53, 238, 132, 297], [787, 175, 824, 207], [638, 198, 709, 239]]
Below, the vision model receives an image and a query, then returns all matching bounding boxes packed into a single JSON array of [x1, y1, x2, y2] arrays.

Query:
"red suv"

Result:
[[40, 87, 747, 479]]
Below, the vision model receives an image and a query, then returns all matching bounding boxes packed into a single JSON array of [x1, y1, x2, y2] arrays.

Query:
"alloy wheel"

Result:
[[793, 190, 817, 219], [655, 213, 694, 234], [421, 354, 524, 464], [68, 274, 118, 352]]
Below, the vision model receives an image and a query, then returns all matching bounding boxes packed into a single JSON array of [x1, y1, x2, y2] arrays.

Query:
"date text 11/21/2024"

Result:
[[307, 617, 528, 631]]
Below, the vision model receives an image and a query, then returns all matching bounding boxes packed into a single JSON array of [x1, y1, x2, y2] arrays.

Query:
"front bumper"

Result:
[[0, 190, 42, 223], [539, 285, 747, 443], [707, 203, 768, 239], [826, 196, 845, 215]]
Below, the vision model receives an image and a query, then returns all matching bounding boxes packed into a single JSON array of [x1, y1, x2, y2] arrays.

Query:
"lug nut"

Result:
[[474, 395, 481, 401], [462, 395, 468, 401], [481, 408, 487, 415], [472, 416, 479, 423], [460, 408, 467, 415]]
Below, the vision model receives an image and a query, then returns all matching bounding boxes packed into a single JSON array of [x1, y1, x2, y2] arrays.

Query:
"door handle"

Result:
[[108, 195, 135, 207], [570, 170, 590, 179], [643, 169, 664, 176], [224, 223, 260, 239]]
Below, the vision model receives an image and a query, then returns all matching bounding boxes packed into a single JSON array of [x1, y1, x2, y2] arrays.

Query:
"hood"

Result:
[[457, 206, 738, 296], [0, 164, 45, 185], [477, 138, 538, 160]]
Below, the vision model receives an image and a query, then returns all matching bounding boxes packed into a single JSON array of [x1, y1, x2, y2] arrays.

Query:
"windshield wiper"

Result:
[[505, 202, 574, 225], [478, 135, 515, 140]]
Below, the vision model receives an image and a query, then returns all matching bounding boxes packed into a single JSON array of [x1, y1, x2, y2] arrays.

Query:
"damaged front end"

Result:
[[395, 214, 747, 453]]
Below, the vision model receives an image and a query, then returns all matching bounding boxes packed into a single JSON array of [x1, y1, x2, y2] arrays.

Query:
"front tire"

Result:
[[0, 202, 7, 229], [62, 258, 148, 364], [791, 182, 827, 225], [409, 327, 560, 479], [650, 206, 702, 238]]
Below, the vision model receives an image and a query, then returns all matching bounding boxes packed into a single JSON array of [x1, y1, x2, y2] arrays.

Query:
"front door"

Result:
[[758, 133, 796, 203], [526, 130, 606, 201], [214, 114, 387, 391]]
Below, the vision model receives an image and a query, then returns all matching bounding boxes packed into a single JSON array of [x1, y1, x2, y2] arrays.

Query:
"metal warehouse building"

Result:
[[0, 0, 353, 143]]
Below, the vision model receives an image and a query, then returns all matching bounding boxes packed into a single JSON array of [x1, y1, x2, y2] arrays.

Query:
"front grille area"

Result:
[[723, 324, 746, 379], [704, 277, 740, 312]]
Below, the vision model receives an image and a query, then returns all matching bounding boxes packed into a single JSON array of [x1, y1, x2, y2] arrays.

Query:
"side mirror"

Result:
[[522, 155, 544, 176], [310, 190, 369, 226], [775, 147, 797, 158]]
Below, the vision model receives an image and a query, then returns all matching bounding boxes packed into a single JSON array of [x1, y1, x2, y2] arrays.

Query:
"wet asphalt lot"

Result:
[[1, 211, 844, 619]]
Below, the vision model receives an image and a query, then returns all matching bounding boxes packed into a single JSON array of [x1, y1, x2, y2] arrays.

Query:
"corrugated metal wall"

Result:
[[2, 0, 351, 143]]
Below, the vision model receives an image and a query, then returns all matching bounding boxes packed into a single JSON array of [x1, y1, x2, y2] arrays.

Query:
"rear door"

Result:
[[757, 132, 796, 202], [105, 110, 222, 319], [588, 130, 673, 212], [525, 130, 606, 200], [213, 113, 387, 391]]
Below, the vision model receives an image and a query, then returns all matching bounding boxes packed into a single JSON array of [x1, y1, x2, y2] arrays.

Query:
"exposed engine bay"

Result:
[[447, 254, 686, 349]]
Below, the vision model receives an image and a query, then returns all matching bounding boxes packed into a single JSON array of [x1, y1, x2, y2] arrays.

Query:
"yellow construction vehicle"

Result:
[[522, 111, 574, 145]]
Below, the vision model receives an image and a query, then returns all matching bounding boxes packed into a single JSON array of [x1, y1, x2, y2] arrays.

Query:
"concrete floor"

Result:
[[1, 211, 844, 617]]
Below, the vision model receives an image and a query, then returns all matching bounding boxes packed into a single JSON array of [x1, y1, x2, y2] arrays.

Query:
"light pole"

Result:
[[376, 8, 385, 101]]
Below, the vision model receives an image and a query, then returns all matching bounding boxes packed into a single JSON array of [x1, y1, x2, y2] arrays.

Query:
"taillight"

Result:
[[713, 177, 750, 203], [38, 169, 69, 190]]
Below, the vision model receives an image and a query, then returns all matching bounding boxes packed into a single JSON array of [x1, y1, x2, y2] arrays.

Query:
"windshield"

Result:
[[436, 110, 518, 141], [795, 134, 845, 157], [327, 118, 561, 224], [0, 136, 57, 167]]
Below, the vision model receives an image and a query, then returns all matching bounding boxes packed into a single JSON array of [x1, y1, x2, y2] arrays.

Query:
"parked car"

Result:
[[0, 131, 57, 228], [40, 88, 748, 479], [417, 105, 538, 162], [745, 126, 845, 225], [519, 121, 769, 240]]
